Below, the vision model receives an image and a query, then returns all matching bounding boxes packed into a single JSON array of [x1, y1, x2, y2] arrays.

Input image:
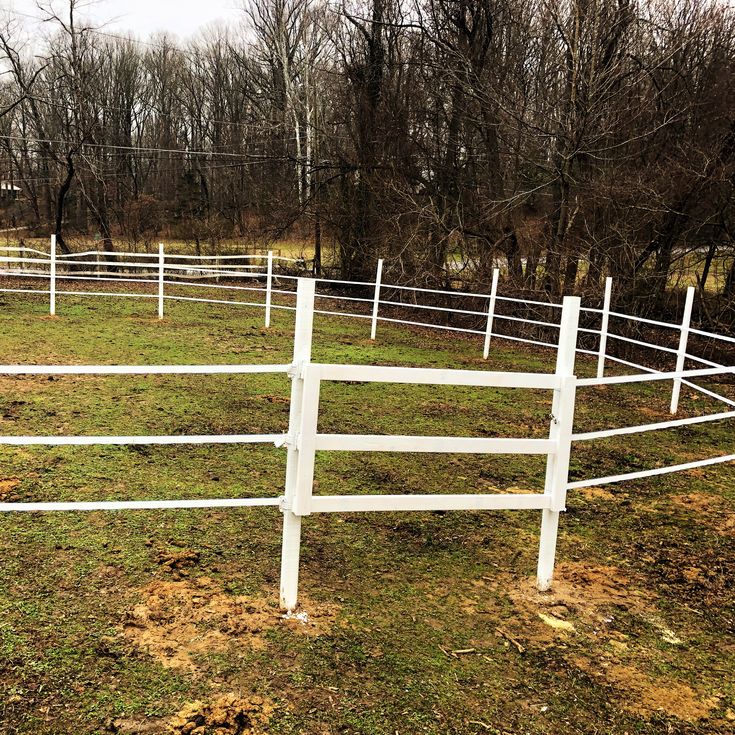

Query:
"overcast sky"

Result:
[[6, 0, 244, 40]]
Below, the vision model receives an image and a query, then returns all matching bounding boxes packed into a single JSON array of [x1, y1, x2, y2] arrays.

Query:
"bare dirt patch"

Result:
[[500, 563, 718, 721], [507, 561, 651, 636], [168, 694, 273, 735], [156, 548, 201, 575], [0, 477, 21, 501], [672, 492, 735, 536], [107, 693, 273, 735], [572, 656, 719, 722], [576, 486, 619, 501], [122, 576, 338, 674]]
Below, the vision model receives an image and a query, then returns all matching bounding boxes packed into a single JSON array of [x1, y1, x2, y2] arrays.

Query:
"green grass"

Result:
[[0, 292, 733, 734]]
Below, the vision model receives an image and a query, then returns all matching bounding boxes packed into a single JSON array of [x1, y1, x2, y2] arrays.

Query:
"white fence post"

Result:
[[265, 250, 274, 328], [158, 243, 165, 320], [670, 286, 695, 415], [280, 277, 316, 611], [370, 258, 383, 341], [483, 268, 500, 360], [597, 276, 612, 379], [49, 234, 56, 316], [291, 365, 320, 518], [537, 295, 580, 591]]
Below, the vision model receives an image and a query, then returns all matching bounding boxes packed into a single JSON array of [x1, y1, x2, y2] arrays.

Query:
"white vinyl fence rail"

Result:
[[1, 276, 733, 610]]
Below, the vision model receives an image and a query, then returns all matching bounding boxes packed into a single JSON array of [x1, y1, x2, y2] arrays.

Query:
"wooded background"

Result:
[[1, 0, 734, 320]]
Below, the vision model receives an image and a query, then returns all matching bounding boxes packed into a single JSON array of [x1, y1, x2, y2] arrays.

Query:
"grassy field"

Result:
[[0, 292, 733, 734]]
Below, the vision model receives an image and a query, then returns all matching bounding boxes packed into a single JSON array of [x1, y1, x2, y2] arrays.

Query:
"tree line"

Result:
[[1, 0, 734, 319]]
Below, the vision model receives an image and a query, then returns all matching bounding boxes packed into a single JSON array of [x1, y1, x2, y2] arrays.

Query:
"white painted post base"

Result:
[[279, 511, 302, 610], [536, 508, 560, 591]]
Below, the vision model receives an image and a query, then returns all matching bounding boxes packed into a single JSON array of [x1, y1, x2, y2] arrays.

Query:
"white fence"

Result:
[[1, 238, 733, 417], [1, 274, 733, 610]]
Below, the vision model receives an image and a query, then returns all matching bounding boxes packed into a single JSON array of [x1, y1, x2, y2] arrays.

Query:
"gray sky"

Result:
[[7, 0, 244, 40]]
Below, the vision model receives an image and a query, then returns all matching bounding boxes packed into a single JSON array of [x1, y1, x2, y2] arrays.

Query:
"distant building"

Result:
[[0, 182, 22, 201]]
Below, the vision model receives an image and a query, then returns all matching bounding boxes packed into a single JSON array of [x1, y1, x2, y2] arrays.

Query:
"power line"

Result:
[[0, 133, 292, 160]]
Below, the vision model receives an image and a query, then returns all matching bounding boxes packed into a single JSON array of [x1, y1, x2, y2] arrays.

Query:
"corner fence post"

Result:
[[670, 286, 695, 415], [280, 277, 316, 611], [597, 276, 612, 379], [265, 250, 274, 328], [158, 243, 165, 320], [537, 295, 580, 591], [49, 234, 56, 316], [370, 258, 383, 341], [483, 268, 500, 359]]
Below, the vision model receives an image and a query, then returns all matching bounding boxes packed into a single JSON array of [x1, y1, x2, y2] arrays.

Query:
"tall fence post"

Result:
[[370, 258, 383, 341], [670, 286, 695, 415], [596, 276, 612, 379], [537, 295, 580, 592], [265, 250, 274, 328], [158, 243, 165, 320], [280, 277, 316, 611], [483, 268, 500, 359], [49, 234, 56, 316]]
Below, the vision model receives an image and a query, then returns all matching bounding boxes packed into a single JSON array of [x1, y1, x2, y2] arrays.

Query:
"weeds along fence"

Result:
[[1, 240, 733, 417], [0, 277, 733, 610]]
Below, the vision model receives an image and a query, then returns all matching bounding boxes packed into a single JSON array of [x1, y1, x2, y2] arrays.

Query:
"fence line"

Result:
[[1, 241, 733, 419], [0, 277, 733, 611]]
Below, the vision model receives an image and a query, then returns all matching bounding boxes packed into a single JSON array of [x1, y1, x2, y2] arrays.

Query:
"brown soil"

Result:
[[168, 694, 273, 735], [156, 549, 201, 573], [261, 394, 290, 404], [672, 492, 735, 536], [500, 563, 718, 721], [107, 694, 273, 735], [0, 477, 21, 501], [507, 561, 651, 631], [637, 405, 668, 418], [122, 576, 337, 674], [573, 657, 719, 722], [576, 486, 619, 501]]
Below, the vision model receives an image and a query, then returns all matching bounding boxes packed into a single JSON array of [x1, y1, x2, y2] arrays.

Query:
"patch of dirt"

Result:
[[156, 549, 201, 574], [572, 656, 719, 722], [0, 477, 21, 501], [576, 486, 619, 501], [501, 563, 718, 722], [122, 577, 337, 674], [106, 693, 274, 735], [672, 492, 735, 536], [0, 376, 59, 395], [108, 717, 166, 734], [260, 394, 290, 404], [637, 405, 668, 419], [507, 562, 651, 639], [168, 694, 273, 735]]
